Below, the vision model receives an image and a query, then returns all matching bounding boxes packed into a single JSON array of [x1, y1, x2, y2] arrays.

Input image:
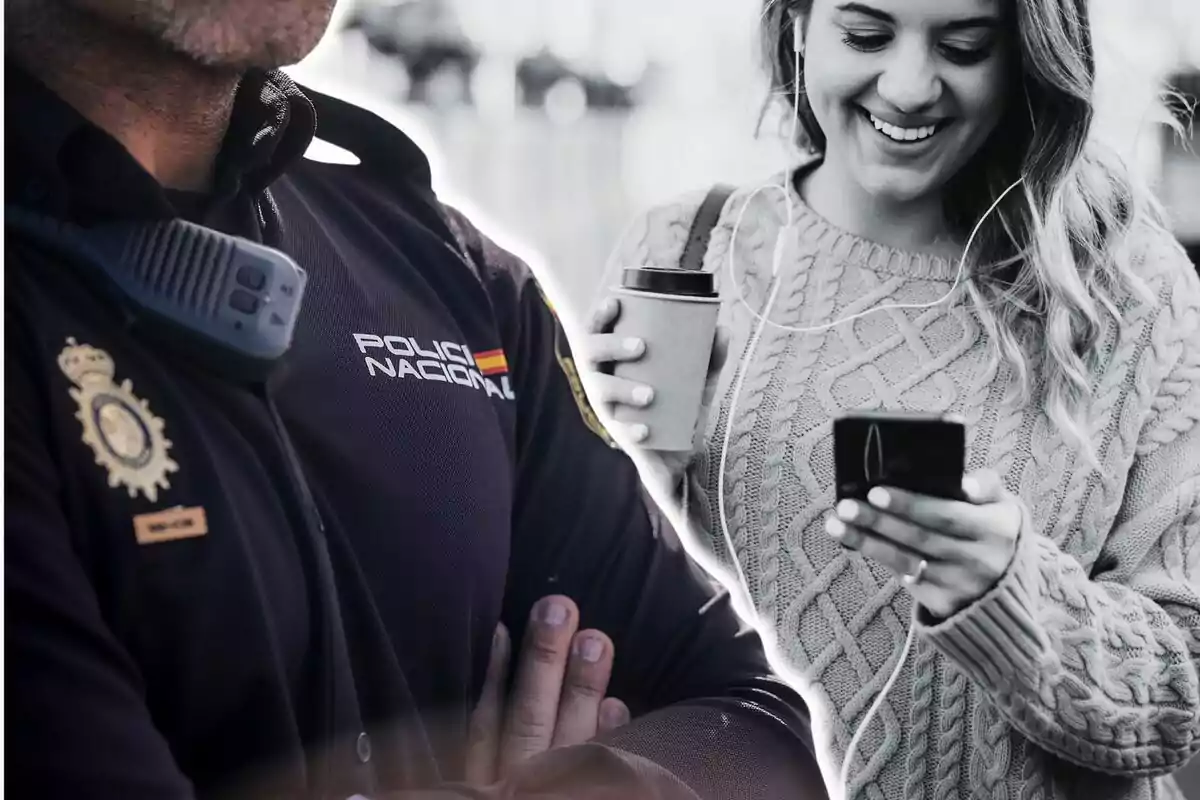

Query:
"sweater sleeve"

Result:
[[917, 266, 1200, 777], [583, 191, 770, 575], [584, 193, 731, 557]]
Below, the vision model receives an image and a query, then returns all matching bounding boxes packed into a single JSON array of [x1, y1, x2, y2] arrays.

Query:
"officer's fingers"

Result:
[[584, 333, 645, 370], [597, 698, 631, 734], [499, 596, 579, 774], [551, 631, 615, 748], [589, 373, 655, 410], [464, 624, 510, 786], [588, 297, 621, 334]]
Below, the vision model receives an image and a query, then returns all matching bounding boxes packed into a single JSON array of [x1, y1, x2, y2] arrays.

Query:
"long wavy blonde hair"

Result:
[[761, 0, 1188, 469]]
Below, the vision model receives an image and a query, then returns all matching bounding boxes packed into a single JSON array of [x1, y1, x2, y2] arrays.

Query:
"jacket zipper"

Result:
[[259, 386, 340, 799]]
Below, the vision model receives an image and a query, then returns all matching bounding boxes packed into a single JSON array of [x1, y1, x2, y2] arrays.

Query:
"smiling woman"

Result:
[[583, 0, 1200, 798], [797, 0, 1009, 212]]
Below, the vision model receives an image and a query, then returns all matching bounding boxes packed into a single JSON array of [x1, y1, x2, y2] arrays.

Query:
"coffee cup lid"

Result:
[[621, 267, 716, 297]]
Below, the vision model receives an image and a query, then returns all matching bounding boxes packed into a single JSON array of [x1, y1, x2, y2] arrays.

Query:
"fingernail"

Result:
[[962, 477, 979, 498], [577, 636, 605, 663], [826, 517, 846, 538], [602, 703, 630, 728], [867, 488, 890, 509], [632, 386, 654, 406], [836, 499, 859, 521], [493, 625, 505, 650], [624, 337, 644, 354], [536, 600, 568, 627], [628, 423, 649, 442]]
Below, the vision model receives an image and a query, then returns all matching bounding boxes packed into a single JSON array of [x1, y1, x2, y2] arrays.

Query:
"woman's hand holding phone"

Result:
[[825, 469, 1024, 619]]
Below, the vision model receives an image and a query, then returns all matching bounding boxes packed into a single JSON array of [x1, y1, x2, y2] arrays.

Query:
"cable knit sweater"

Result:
[[594, 169, 1200, 800]]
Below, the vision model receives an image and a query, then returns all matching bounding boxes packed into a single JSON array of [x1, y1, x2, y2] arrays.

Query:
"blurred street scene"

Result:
[[287, 0, 1200, 321]]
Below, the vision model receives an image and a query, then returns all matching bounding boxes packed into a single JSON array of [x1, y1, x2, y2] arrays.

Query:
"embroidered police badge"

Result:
[[58, 338, 179, 502]]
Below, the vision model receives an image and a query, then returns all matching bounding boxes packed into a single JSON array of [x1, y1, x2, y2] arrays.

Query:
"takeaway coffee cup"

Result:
[[608, 266, 721, 452]]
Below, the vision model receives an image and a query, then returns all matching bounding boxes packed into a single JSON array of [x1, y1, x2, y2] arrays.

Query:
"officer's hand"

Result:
[[464, 595, 631, 785]]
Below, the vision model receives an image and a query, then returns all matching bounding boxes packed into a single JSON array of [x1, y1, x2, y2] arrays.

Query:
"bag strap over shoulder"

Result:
[[678, 184, 736, 272]]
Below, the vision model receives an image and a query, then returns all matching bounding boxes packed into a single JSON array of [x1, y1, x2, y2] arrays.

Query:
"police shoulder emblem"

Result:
[[58, 338, 179, 502], [537, 287, 619, 449]]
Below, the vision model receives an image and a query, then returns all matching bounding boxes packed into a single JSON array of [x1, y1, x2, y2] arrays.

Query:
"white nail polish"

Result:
[[624, 338, 643, 354], [632, 386, 654, 406], [868, 488, 890, 509], [836, 499, 858, 521], [826, 518, 846, 537], [629, 424, 649, 442]]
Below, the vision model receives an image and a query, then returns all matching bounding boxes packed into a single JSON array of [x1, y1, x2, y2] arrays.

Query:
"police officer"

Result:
[[5, 1, 827, 798]]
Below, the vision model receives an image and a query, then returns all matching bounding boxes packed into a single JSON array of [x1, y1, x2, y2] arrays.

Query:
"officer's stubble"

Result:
[[6, 0, 338, 191]]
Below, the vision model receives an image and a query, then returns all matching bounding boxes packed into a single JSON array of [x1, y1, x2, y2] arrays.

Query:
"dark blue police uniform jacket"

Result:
[[5, 65, 825, 800]]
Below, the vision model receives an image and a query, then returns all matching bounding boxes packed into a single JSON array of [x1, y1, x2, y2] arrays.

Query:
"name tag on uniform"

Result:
[[133, 506, 208, 545]]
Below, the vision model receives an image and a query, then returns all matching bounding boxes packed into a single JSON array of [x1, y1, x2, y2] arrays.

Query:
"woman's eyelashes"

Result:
[[841, 30, 890, 52], [839, 28, 995, 66], [940, 35, 994, 65]]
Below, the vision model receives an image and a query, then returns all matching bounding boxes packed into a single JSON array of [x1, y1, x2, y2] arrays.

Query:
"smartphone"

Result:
[[833, 411, 966, 503]]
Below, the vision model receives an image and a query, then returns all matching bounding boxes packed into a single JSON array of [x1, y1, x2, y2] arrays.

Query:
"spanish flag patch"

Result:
[[474, 348, 509, 376]]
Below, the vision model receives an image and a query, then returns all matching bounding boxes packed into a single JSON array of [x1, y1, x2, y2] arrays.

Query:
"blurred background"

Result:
[[284, 0, 1200, 792], [287, 0, 1200, 319], [285, 0, 1200, 321], [288, 0, 798, 316]]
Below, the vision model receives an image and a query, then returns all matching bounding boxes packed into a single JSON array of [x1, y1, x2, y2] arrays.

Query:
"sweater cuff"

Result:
[[916, 506, 1051, 690]]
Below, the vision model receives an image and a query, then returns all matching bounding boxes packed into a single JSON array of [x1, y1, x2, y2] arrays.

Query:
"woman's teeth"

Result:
[[868, 112, 939, 142]]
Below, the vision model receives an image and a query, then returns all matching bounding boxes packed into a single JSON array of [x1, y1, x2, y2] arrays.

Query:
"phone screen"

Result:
[[833, 413, 966, 502]]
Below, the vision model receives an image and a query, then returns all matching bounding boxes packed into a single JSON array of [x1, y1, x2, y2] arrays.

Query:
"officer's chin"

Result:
[[176, 32, 330, 73]]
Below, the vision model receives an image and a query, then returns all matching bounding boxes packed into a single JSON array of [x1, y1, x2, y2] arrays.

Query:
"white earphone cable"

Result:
[[836, 608, 919, 798]]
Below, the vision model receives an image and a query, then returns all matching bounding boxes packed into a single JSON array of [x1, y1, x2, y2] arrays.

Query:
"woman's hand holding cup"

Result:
[[583, 295, 727, 497], [585, 297, 657, 442]]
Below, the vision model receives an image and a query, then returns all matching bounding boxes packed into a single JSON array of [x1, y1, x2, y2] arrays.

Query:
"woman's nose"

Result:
[[875, 39, 942, 113]]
